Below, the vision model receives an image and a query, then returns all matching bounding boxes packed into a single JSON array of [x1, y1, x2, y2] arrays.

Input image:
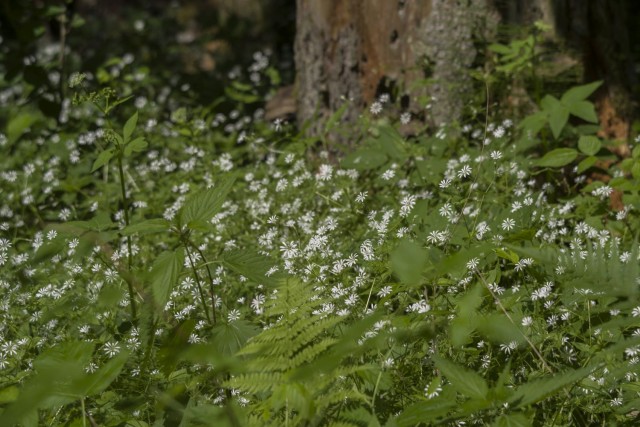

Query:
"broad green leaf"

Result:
[[180, 177, 235, 228], [7, 112, 39, 143], [508, 365, 595, 408], [121, 218, 171, 236], [577, 156, 598, 174], [124, 136, 148, 157], [432, 355, 488, 400], [342, 148, 388, 171], [150, 248, 184, 309], [396, 396, 457, 426], [0, 386, 19, 404], [222, 249, 279, 286], [492, 413, 532, 427], [633, 145, 640, 159], [211, 320, 259, 356], [70, 350, 129, 396], [561, 80, 602, 104], [518, 111, 547, 136], [477, 314, 524, 344], [578, 136, 601, 156], [92, 148, 115, 172], [632, 162, 640, 179], [123, 111, 138, 143], [569, 100, 598, 123], [533, 148, 577, 168], [548, 105, 570, 139], [390, 239, 427, 287]]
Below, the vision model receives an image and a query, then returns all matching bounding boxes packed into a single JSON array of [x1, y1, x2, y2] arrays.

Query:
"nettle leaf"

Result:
[[211, 320, 259, 356], [223, 248, 279, 286], [508, 365, 595, 408], [91, 148, 115, 172], [121, 218, 171, 236], [533, 148, 577, 168], [150, 248, 184, 309], [390, 239, 427, 287], [578, 136, 601, 156], [124, 136, 148, 157], [123, 111, 138, 143], [180, 176, 235, 229], [433, 355, 488, 400], [560, 80, 602, 104]]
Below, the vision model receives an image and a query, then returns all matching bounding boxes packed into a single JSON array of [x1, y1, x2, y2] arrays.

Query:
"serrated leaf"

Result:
[[432, 355, 488, 400], [121, 218, 171, 236], [395, 396, 457, 426], [123, 111, 138, 143], [508, 365, 594, 408], [492, 413, 532, 427], [211, 320, 259, 356], [222, 249, 279, 286], [533, 148, 577, 168], [577, 156, 598, 174], [561, 81, 602, 104], [91, 148, 115, 172], [124, 136, 148, 157], [578, 135, 601, 155], [150, 248, 184, 309], [569, 100, 598, 123], [180, 177, 235, 228]]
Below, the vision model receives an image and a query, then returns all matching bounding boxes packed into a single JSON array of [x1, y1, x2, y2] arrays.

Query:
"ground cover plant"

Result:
[[1, 4, 640, 427]]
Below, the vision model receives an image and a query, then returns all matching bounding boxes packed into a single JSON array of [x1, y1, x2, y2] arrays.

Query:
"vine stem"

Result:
[[117, 153, 137, 322]]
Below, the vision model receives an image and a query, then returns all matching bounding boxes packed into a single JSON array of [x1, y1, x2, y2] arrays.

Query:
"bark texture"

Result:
[[294, 0, 498, 139]]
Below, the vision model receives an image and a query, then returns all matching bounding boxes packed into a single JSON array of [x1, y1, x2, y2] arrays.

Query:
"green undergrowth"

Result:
[[1, 14, 640, 427]]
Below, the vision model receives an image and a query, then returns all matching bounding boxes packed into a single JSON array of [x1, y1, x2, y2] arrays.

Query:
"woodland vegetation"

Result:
[[0, 1, 640, 426]]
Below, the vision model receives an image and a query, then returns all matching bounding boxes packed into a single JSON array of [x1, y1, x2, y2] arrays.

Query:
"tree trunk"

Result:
[[294, 0, 499, 141]]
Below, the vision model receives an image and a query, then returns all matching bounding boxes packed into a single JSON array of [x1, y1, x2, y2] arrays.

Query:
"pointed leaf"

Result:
[[577, 156, 598, 174], [124, 136, 148, 157], [180, 177, 235, 228], [548, 105, 570, 139], [91, 148, 114, 172], [561, 81, 602, 104], [390, 239, 427, 287], [508, 365, 595, 408], [533, 148, 577, 168], [569, 100, 598, 123], [222, 248, 279, 286], [150, 248, 184, 309], [123, 111, 138, 143], [433, 355, 488, 400], [71, 350, 129, 396]]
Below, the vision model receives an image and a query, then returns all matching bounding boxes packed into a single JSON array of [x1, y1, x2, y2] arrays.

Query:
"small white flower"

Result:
[[457, 165, 472, 179], [103, 342, 120, 358], [400, 112, 411, 124], [227, 309, 241, 322], [466, 258, 479, 270], [501, 218, 516, 231], [355, 191, 368, 203], [370, 101, 383, 115]]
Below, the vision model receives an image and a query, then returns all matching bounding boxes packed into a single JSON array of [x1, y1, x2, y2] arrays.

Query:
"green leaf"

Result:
[[124, 136, 148, 157], [71, 350, 129, 396], [533, 148, 577, 168], [222, 249, 279, 286], [633, 145, 640, 160], [341, 148, 388, 171], [548, 105, 570, 139], [91, 148, 115, 172], [508, 365, 595, 408], [561, 81, 602, 104], [123, 111, 138, 143], [390, 240, 427, 287], [211, 320, 259, 356], [577, 156, 598, 174], [492, 413, 532, 427], [7, 112, 39, 143], [569, 100, 599, 123], [395, 396, 457, 426], [150, 248, 184, 310], [0, 386, 19, 404], [121, 218, 171, 236], [578, 136, 601, 156], [180, 177, 235, 229], [432, 355, 488, 400], [518, 111, 547, 136]]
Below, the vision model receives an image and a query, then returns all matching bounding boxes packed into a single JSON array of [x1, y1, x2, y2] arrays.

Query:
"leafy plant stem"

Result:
[[184, 244, 213, 324], [81, 398, 86, 427], [191, 241, 217, 324]]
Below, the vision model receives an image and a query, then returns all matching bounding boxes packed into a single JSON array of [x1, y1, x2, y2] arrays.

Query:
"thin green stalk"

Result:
[[117, 153, 137, 322], [191, 243, 217, 324], [185, 244, 213, 324]]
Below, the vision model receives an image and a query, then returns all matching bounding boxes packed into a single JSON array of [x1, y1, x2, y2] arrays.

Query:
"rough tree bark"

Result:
[[294, 0, 499, 140]]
